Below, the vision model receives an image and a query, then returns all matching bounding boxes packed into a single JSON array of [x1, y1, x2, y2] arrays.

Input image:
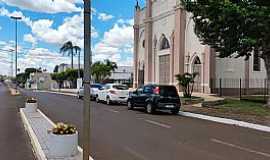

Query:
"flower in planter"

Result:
[[26, 97, 37, 103], [51, 122, 77, 135]]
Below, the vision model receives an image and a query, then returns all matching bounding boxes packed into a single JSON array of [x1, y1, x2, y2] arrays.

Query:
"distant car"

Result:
[[77, 84, 104, 100], [127, 84, 181, 114], [96, 83, 130, 105]]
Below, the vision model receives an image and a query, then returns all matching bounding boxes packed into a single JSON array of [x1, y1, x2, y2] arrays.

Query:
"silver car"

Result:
[[77, 84, 103, 100]]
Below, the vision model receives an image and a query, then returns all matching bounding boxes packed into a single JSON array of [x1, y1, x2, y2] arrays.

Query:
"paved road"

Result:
[[21, 89, 270, 160], [0, 84, 35, 160]]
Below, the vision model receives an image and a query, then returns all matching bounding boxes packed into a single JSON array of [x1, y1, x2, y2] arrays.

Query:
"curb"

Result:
[[36, 90, 77, 97], [20, 109, 47, 160], [179, 111, 270, 133], [38, 109, 94, 160]]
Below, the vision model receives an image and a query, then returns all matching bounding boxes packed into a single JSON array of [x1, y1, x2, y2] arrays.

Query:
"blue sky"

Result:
[[0, 0, 144, 75]]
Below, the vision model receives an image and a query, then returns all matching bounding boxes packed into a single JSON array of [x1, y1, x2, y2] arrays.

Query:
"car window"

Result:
[[105, 85, 111, 90], [159, 86, 179, 97], [113, 85, 128, 90], [137, 88, 143, 94], [143, 86, 153, 94], [91, 85, 102, 89]]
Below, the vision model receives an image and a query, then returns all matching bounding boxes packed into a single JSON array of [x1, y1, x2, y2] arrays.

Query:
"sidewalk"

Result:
[[0, 83, 35, 160]]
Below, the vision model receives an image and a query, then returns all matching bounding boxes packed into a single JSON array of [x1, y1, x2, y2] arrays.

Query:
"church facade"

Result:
[[133, 0, 267, 95]]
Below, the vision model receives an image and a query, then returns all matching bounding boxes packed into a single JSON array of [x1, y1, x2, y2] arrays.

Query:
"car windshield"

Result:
[[159, 86, 179, 97], [113, 85, 128, 90], [91, 85, 102, 89]]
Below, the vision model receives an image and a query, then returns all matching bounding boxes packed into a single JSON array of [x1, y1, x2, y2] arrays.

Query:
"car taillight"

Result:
[[109, 90, 116, 94], [153, 87, 160, 95]]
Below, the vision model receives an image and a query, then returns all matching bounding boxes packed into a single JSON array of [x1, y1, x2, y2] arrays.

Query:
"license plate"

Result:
[[165, 105, 175, 108]]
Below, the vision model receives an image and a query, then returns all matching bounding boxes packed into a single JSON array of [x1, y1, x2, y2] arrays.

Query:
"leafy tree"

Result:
[[53, 65, 59, 73], [91, 60, 118, 83], [181, 0, 270, 104], [51, 72, 67, 89], [60, 41, 75, 69], [176, 72, 198, 98]]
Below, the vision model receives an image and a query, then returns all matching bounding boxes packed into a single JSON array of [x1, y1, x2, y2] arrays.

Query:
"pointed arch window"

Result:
[[160, 34, 170, 50]]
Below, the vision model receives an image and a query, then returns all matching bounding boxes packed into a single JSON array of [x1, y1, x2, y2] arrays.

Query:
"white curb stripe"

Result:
[[179, 111, 270, 133]]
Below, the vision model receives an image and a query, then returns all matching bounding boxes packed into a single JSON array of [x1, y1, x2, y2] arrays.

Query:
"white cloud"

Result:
[[0, 7, 98, 48], [23, 34, 37, 46], [93, 19, 134, 65], [0, 0, 82, 14], [30, 11, 98, 48], [98, 13, 114, 21], [0, 26, 2, 31]]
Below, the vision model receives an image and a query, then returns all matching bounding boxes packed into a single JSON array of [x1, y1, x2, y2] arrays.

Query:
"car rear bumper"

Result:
[[156, 103, 180, 110], [110, 95, 128, 103]]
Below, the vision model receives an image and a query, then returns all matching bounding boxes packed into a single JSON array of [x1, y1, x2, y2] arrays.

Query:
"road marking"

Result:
[[105, 109, 120, 113], [211, 138, 270, 158], [144, 119, 171, 129], [124, 147, 148, 160]]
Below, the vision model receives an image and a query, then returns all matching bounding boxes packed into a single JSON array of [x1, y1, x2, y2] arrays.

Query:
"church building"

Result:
[[133, 0, 267, 95]]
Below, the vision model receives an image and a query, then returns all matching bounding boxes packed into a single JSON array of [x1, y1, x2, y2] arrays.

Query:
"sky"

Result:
[[0, 0, 145, 76]]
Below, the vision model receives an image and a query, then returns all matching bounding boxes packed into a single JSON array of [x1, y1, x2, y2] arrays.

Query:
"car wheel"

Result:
[[146, 103, 155, 114], [106, 97, 111, 105], [171, 108, 180, 115], [127, 101, 134, 110]]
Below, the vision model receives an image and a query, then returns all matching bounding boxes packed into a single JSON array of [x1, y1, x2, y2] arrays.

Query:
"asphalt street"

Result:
[[21, 89, 270, 160], [0, 84, 35, 160]]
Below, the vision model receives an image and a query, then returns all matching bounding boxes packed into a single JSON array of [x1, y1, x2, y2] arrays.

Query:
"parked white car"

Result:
[[77, 84, 104, 100], [96, 83, 130, 105]]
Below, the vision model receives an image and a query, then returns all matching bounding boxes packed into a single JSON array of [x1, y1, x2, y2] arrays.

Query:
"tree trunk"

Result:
[[78, 51, 81, 78], [263, 54, 270, 108], [71, 50, 74, 69]]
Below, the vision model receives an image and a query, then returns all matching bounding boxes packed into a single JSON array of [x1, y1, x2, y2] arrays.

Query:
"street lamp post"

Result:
[[11, 16, 22, 90]]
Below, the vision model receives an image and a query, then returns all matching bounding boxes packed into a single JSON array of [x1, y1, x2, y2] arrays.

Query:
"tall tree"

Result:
[[60, 41, 74, 69], [73, 46, 81, 78], [181, 0, 270, 105], [91, 60, 118, 83]]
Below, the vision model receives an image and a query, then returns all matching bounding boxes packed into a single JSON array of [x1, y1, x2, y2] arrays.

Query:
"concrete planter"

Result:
[[25, 102, 38, 113], [48, 132, 78, 158]]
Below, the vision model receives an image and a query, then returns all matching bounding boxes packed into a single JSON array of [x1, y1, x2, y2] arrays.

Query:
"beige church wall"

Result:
[[138, 28, 146, 64], [152, 0, 176, 18]]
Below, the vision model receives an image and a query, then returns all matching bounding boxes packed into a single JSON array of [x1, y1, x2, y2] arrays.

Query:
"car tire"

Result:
[[171, 108, 180, 115], [127, 101, 134, 110], [106, 97, 111, 105], [146, 103, 155, 114]]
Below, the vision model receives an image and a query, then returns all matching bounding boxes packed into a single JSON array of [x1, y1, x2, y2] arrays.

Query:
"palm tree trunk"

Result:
[[78, 51, 81, 78], [71, 50, 74, 69]]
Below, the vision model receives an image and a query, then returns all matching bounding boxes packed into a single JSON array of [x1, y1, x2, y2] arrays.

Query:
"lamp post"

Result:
[[11, 15, 22, 90]]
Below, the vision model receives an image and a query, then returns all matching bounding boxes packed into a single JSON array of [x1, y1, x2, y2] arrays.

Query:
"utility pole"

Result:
[[11, 16, 22, 90], [51, 1, 92, 159], [83, 0, 92, 160]]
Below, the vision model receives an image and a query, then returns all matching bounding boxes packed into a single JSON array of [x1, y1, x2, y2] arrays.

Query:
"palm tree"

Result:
[[73, 46, 81, 78], [60, 41, 74, 69]]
